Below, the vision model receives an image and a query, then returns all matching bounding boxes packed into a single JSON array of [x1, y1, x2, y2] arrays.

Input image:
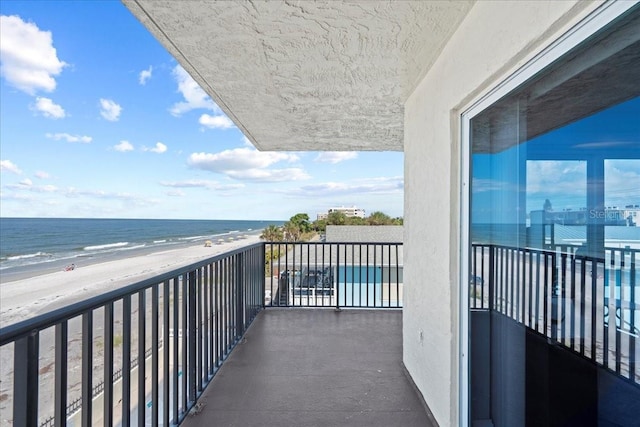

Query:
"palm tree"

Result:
[[260, 225, 283, 241], [283, 221, 301, 242]]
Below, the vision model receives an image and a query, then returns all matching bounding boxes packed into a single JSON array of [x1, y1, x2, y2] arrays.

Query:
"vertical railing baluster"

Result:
[[163, 280, 170, 427], [528, 251, 533, 327], [396, 244, 400, 307], [172, 278, 179, 424], [196, 268, 203, 393], [138, 290, 146, 427], [604, 253, 612, 369], [630, 250, 636, 381], [152, 284, 159, 427], [208, 264, 214, 374], [570, 252, 576, 350], [488, 245, 495, 312], [591, 259, 598, 362], [373, 244, 378, 307], [82, 312, 92, 427], [216, 260, 222, 366], [14, 330, 39, 427], [55, 321, 68, 427], [188, 271, 197, 405], [104, 302, 114, 426], [615, 250, 622, 375], [181, 274, 188, 412], [203, 266, 209, 380], [544, 253, 551, 339], [353, 244, 357, 307], [236, 252, 245, 338], [122, 296, 131, 427], [560, 251, 567, 344], [579, 257, 586, 356]]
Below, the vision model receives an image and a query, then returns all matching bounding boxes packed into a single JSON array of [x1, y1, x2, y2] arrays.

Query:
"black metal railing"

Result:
[[470, 243, 638, 384], [264, 242, 403, 309], [0, 243, 264, 427]]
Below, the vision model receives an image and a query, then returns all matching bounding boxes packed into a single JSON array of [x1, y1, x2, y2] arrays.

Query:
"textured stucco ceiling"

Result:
[[123, 1, 474, 151]]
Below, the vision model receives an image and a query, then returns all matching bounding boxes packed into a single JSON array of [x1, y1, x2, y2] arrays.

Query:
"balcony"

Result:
[[1, 241, 637, 426], [179, 308, 432, 427], [0, 241, 420, 427]]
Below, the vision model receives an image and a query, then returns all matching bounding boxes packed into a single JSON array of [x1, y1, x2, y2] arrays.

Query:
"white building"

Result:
[[622, 205, 640, 226], [318, 206, 366, 220], [124, 2, 640, 425]]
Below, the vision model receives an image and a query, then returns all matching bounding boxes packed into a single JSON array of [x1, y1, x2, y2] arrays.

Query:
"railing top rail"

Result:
[[264, 241, 403, 245], [471, 242, 639, 255], [0, 242, 263, 345]]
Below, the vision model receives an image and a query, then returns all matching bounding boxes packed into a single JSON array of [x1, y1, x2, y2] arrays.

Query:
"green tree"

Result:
[[260, 224, 284, 241], [312, 218, 327, 233], [326, 211, 347, 225], [367, 211, 392, 225], [346, 216, 366, 225], [283, 221, 302, 242], [288, 213, 311, 233]]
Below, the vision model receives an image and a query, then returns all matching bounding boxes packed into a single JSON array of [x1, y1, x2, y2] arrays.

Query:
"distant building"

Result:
[[620, 205, 640, 227], [317, 206, 366, 220]]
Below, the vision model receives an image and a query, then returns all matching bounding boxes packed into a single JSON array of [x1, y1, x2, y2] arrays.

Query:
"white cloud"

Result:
[[35, 170, 50, 179], [99, 98, 122, 121], [226, 168, 309, 182], [5, 179, 58, 193], [166, 189, 186, 197], [46, 132, 92, 143], [114, 140, 134, 152], [526, 161, 587, 201], [188, 148, 307, 183], [32, 97, 65, 118], [0, 15, 67, 95], [289, 176, 404, 197], [199, 113, 235, 129], [604, 159, 640, 206], [159, 179, 245, 191], [314, 152, 358, 164], [138, 65, 152, 85], [169, 65, 218, 116], [189, 148, 298, 171], [142, 142, 167, 154], [1, 160, 22, 174]]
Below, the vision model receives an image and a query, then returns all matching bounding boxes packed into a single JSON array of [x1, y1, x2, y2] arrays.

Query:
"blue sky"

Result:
[[472, 97, 640, 224], [0, 1, 404, 221]]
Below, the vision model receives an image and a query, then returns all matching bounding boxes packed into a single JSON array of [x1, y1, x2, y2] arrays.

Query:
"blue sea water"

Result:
[[0, 217, 279, 279]]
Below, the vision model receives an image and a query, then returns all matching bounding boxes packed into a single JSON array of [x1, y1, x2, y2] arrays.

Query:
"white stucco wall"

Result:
[[402, 1, 602, 426]]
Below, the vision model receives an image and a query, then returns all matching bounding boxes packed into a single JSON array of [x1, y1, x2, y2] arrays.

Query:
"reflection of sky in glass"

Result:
[[472, 96, 640, 224]]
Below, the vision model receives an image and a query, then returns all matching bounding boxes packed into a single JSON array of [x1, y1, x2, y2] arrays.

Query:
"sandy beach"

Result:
[[0, 235, 262, 329]]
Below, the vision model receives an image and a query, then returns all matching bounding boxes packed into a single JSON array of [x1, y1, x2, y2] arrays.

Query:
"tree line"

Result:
[[260, 211, 403, 242]]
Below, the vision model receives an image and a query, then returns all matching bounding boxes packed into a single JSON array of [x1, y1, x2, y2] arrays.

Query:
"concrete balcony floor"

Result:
[[183, 308, 436, 427]]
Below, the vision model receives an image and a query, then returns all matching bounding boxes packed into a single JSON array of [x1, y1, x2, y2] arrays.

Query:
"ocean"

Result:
[[0, 218, 279, 280]]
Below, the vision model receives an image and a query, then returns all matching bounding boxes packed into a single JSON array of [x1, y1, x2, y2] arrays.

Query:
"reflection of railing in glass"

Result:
[[470, 243, 638, 384]]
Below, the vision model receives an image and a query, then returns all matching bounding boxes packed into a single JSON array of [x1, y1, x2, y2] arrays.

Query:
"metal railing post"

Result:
[[236, 252, 245, 336], [188, 270, 197, 404], [54, 322, 68, 427], [14, 330, 39, 427], [104, 302, 114, 426]]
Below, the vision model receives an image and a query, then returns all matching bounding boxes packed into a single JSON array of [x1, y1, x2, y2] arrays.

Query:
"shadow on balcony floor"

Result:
[[183, 308, 436, 427]]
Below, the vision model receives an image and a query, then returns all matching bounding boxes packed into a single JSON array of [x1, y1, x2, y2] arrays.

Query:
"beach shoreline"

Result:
[[0, 235, 263, 329]]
